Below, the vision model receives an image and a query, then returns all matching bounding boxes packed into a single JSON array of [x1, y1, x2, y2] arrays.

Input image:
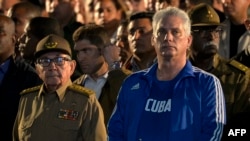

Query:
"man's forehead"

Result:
[[76, 39, 97, 47], [128, 19, 152, 29], [156, 19, 184, 29], [39, 51, 67, 58], [192, 26, 219, 29]]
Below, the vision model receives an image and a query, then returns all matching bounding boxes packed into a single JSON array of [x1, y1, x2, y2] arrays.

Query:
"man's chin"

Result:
[[204, 46, 218, 55], [199, 52, 217, 59], [45, 77, 61, 84]]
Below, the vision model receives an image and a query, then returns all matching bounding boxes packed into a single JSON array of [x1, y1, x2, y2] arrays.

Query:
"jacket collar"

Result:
[[142, 60, 195, 84]]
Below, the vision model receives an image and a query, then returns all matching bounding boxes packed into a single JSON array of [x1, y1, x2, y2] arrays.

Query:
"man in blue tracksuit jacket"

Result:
[[107, 7, 226, 141]]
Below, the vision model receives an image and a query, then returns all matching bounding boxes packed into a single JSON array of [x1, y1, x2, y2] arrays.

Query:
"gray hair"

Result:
[[152, 7, 191, 36]]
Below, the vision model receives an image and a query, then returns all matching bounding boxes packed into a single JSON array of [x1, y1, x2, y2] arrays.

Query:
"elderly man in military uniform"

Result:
[[188, 3, 250, 141], [13, 34, 107, 141]]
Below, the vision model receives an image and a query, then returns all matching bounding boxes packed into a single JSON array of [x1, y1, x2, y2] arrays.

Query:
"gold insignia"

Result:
[[44, 42, 58, 48], [67, 84, 95, 97], [20, 85, 41, 95], [229, 60, 249, 73], [206, 10, 214, 20]]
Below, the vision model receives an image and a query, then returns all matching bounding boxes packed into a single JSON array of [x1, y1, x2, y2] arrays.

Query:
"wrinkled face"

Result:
[[128, 18, 154, 55], [191, 26, 221, 57], [74, 39, 106, 74], [152, 15, 192, 60], [35, 52, 76, 92], [222, 0, 250, 19], [94, 0, 121, 25]]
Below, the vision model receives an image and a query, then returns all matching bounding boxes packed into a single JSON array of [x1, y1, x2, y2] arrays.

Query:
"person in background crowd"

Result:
[[156, 0, 189, 11], [0, 0, 20, 15], [83, 0, 96, 24], [7, 1, 42, 40], [125, 11, 157, 72], [45, 0, 82, 57], [24, 0, 48, 17], [94, 0, 128, 41], [207, 0, 225, 22], [233, 6, 250, 67], [218, 0, 250, 59], [73, 0, 85, 24], [0, 14, 42, 141], [18, 16, 63, 67], [45, 0, 83, 80], [108, 6, 226, 141], [155, 0, 181, 11], [13, 34, 107, 141], [144, 0, 157, 12], [185, 0, 201, 10], [114, 20, 133, 67], [73, 24, 132, 125], [155, 0, 166, 11], [7, 1, 42, 60], [103, 42, 122, 70], [125, 0, 147, 13], [187, 3, 250, 140]]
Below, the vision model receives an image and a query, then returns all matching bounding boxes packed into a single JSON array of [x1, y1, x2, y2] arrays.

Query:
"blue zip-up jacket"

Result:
[[108, 61, 226, 141]]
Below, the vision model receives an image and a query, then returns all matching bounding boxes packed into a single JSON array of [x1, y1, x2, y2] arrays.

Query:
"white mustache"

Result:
[[203, 41, 218, 49]]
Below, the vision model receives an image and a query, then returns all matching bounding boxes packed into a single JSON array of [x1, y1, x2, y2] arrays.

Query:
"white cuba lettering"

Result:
[[145, 99, 171, 113]]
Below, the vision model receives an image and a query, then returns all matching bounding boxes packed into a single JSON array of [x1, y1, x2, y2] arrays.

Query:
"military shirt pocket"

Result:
[[19, 116, 34, 138], [52, 116, 81, 131]]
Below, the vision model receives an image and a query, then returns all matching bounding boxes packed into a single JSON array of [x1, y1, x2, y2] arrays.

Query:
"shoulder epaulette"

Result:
[[122, 68, 133, 75], [228, 59, 249, 73], [68, 84, 95, 97], [20, 85, 41, 95]]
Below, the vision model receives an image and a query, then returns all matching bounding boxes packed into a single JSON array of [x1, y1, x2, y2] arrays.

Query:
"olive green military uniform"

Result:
[[13, 80, 107, 141], [208, 55, 250, 120]]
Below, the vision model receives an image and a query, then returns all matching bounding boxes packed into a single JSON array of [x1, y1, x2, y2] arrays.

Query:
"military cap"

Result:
[[34, 34, 72, 58], [188, 3, 221, 27]]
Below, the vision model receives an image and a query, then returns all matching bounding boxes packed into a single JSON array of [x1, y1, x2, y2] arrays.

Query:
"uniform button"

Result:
[[138, 138, 142, 141]]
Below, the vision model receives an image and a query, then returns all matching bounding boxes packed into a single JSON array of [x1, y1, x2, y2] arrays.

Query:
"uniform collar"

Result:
[[38, 80, 72, 101]]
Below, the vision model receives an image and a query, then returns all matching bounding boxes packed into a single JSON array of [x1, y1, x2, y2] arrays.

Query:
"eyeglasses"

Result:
[[36, 57, 71, 67], [192, 28, 223, 37]]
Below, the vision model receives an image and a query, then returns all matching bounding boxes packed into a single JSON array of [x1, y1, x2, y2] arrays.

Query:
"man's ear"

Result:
[[187, 34, 193, 50], [151, 35, 156, 47], [12, 34, 16, 45], [70, 60, 77, 75]]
